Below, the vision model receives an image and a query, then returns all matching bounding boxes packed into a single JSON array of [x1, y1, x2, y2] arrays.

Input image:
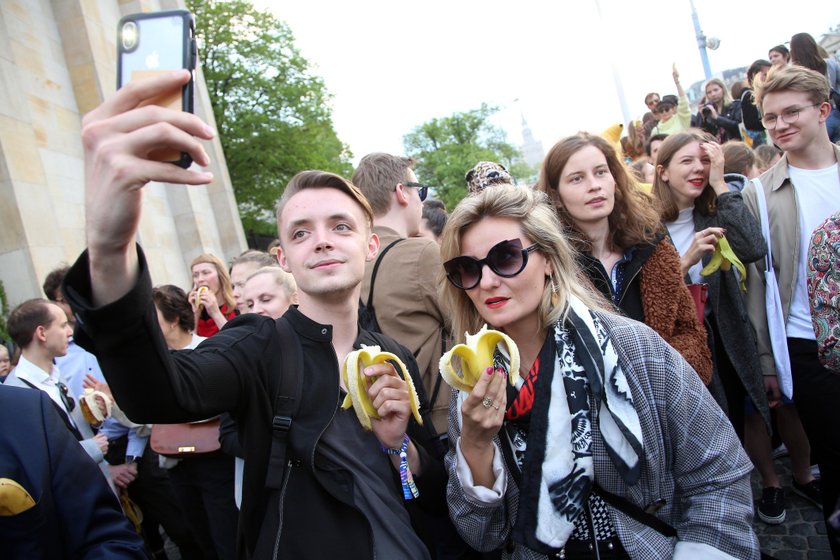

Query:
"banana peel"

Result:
[[0, 478, 36, 516], [700, 236, 747, 292], [341, 345, 423, 430], [439, 325, 520, 393], [79, 388, 113, 428]]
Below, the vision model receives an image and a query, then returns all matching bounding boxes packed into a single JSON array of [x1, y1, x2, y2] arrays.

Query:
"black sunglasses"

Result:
[[444, 238, 539, 290], [402, 181, 429, 202]]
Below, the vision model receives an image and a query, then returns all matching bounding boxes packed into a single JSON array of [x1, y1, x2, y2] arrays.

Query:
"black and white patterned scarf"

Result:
[[509, 295, 645, 553]]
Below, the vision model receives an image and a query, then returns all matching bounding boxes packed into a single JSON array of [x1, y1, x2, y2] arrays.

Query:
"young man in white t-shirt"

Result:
[[742, 64, 840, 554]]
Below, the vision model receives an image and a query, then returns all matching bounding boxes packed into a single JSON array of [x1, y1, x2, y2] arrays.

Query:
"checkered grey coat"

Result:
[[446, 310, 759, 559]]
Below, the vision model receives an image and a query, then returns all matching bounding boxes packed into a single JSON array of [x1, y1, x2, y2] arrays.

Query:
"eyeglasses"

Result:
[[444, 238, 539, 290], [400, 181, 429, 202], [761, 104, 820, 129], [56, 381, 76, 413]]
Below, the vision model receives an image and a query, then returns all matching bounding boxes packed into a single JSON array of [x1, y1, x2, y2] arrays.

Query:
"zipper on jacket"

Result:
[[272, 459, 296, 560]]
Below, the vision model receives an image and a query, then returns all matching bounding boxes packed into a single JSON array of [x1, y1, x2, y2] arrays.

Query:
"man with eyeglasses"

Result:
[[742, 64, 840, 555], [352, 153, 452, 436], [4, 299, 112, 484]]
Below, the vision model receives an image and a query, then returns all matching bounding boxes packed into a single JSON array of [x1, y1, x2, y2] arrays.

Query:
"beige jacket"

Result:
[[741, 144, 840, 377], [361, 226, 451, 432]]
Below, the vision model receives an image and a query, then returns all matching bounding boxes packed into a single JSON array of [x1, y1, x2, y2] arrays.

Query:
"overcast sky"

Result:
[[252, 0, 840, 165]]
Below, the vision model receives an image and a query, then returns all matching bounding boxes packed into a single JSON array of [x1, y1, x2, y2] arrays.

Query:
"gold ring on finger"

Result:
[[482, 396, 494, 409]]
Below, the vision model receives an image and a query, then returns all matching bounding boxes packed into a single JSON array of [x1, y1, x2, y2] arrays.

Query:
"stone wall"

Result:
[[0, 0, 245, 307]]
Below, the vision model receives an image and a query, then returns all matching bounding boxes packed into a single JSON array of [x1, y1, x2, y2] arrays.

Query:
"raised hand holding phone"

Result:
[[83, 72, 213, 307], [117, 10, 197, 167]]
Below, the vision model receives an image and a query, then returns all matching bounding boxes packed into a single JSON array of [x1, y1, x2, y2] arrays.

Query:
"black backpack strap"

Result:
[[593, 483, 677, 538], [265, 316, 303, 489], [366, 238, 405, 307]]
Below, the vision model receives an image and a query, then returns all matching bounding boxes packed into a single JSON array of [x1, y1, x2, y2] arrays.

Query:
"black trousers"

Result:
[[788, 337, 840, 557], [169, 454, 238, 560]]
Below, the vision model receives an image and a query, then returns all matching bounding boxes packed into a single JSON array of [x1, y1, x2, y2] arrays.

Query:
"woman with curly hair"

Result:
[[535, 132, 712, 384]]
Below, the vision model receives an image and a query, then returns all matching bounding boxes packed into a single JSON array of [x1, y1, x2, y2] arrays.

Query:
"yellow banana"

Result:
[[700, 236, 747, 292], [439, 325, 520, 393], [194, 286, 209, 310], [0, 478, 36, 516], [341, 345, 423, 431]]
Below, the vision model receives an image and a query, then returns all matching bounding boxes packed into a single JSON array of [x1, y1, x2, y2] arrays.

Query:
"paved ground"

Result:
[[751, 454, 832, 559]]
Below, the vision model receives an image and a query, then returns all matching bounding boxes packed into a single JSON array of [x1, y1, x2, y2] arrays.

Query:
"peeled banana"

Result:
[[341, 345, 423, 430], [0, 478, 36, 516], [194, 286, 209, 310], [700, 236, 747, 292], [79, 388, 113, 428], [439, 325, 520, 393]]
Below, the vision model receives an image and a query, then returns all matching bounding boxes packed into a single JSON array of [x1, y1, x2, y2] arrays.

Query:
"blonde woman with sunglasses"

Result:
[[439, 185, 758, 559]]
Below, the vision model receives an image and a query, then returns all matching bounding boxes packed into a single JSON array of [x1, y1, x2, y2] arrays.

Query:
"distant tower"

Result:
[[520, 114, 544, 169]]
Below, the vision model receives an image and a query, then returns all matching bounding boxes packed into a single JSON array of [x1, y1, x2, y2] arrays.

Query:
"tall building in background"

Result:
[[520, 114, 544, 170]]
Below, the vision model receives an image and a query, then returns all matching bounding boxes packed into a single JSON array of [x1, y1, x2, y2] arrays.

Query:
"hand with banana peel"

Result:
[[342, 346, 422, 472]]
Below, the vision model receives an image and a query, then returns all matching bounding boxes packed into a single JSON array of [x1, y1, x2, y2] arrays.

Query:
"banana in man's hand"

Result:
[[341, 346, 423, 430]]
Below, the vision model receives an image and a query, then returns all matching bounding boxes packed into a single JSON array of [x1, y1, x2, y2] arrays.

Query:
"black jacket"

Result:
[[63, 247, 446, 560], [696, 102, 743, 143], [575, 235, 661, 323]]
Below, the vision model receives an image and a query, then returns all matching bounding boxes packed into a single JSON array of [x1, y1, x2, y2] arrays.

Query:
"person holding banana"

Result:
[[61, 71, 446, 560], [438, 185, 758, 559]]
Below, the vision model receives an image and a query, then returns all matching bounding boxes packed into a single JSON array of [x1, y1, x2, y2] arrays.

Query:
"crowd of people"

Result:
[[1, 28, 840, 560]]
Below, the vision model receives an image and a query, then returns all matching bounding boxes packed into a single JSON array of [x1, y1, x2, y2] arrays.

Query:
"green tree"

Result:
[[403, 104, 530, 210], [188, 0, 353, 235]]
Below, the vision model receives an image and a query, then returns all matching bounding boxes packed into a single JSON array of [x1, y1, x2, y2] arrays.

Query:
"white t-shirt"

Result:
[[786, 163, 840, 339], [666, 207, 703, 283]]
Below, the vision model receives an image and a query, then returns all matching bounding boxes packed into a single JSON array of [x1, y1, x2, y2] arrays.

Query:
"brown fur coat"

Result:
[[640, 240, 713, 384]]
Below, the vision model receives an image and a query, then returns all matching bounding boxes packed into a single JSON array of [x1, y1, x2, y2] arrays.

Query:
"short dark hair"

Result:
[[645, 133, 669, 157], [769, 44, 790, 60], [747, 59, 771, 85], [152, 285, 194, 332], [42, 265, 70, 301], [422, 200, 448, 238], [8, 299, 55, 348]]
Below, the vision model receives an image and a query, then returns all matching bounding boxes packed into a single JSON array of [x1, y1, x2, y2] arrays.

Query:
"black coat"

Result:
[[64, 248, 447, 560], [694, 184, 771, 429]]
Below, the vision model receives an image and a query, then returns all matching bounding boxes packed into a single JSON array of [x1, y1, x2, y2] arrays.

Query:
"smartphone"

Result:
[[117, 10, 196, 168]]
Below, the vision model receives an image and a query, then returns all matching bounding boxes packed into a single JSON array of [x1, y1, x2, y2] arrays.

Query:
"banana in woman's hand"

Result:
[[341, 346, 423, 430], [194, 286, 209, 311], [439, 325, 520, 393], [700, 236, 747, 292]]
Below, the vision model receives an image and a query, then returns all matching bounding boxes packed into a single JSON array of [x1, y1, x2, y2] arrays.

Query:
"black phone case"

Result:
[[116, 10, 197, 168]]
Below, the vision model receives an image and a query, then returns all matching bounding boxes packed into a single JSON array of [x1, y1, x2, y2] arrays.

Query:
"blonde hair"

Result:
[[439, 185, 605, 342], [704, 78, 734, 113], [191, 253, 236, 311], [246, 266, 298, 299], [754, 64, 830, 109]]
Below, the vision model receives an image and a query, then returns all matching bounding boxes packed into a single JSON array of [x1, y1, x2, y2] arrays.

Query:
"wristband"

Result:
[[380, 434, 419, 500]]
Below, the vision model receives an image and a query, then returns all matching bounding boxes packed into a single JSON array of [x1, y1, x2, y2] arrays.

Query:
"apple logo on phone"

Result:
[[145, 50, 160, 69]]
